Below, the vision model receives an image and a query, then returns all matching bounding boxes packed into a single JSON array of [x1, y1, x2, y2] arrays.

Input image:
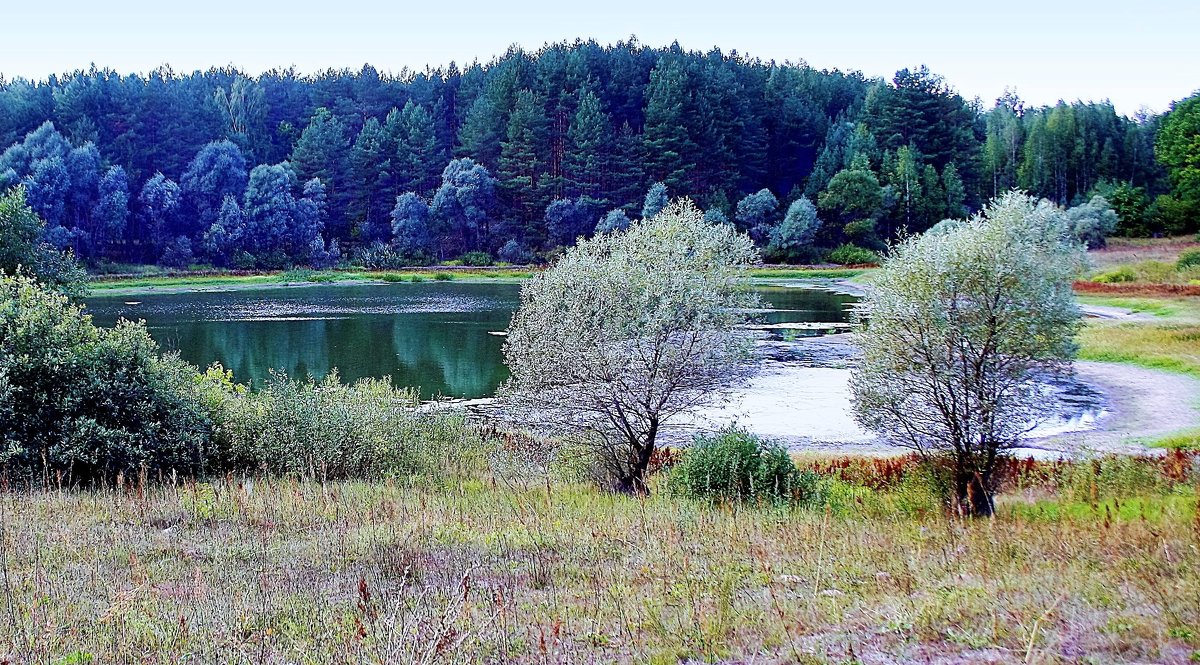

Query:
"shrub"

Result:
[[498, 240, 535, 264], [1092, 265, 1137, 283], [353, 242, 416, 270], [1178, 249, 1200, 270], [0, 273, 211, 482], [827, 243, 878, 265], [432, 272, 454, 281], [198, 367, 481, 479], [160, 236, 194, 268], [669, 427, 807, 504], [459, 251, 493, 267]]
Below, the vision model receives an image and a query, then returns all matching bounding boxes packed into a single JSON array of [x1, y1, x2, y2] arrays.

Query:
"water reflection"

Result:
[[86, 283, 518, 399], [85, 282, 847, 400]]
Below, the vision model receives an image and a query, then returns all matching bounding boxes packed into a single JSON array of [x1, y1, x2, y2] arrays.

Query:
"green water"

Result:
[[85, 282, 856, 399]]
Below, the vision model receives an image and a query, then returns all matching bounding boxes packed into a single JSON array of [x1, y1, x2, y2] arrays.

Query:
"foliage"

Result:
[[849, 192, 1085, 515], [826, 242, 878, 265], [1156, 93, 1200, 225], [641, 181, 669, 219], [1064, 195, 1119, 249], [389, 192, 433, 258], [1177, 248, 1200, 270], [1092, 265, 1138, 283], [734, 188, 779, 245], [430, 158, 496, 255], [502, 199, 759, 493], [0, 46, 1180, 274], [0, 273, 210, 482], [544, 196, 601, 246], [769, 196, 822, 258], [497, 239, 535, 264], [197, 367, 476, 479], [668, 427, 809, 504], [595, 208, 631, 235], [0, 187, 85, 292], [459, 251, 493, 267]]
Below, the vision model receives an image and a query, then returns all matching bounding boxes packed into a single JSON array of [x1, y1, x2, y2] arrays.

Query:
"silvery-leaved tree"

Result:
[[502, 199, 759, 494], [849, 191, 1085, 516]]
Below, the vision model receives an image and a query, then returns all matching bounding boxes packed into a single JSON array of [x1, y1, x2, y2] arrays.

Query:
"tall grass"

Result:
[[2, 452, 1196, 663]]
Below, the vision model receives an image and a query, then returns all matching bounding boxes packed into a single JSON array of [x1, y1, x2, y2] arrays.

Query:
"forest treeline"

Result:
[[0, 39, 1195, 269]]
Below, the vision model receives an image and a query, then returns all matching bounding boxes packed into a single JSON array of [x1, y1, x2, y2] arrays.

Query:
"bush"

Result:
[[1091, 265, 1137, 283], [353, 242, 419, 270], [459, 251, 493, 267], [160, 236, 194, 268], [669, 427, 809, 504], [827, 243, 878, 265], [1178, 249, 1200, 270], [0, 273, 211, 482], [498, 240, 535, 264], [197, 367, 481, 479]]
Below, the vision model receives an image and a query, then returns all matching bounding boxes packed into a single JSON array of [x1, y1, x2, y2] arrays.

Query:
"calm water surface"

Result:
[[85, 282, 856, 400]]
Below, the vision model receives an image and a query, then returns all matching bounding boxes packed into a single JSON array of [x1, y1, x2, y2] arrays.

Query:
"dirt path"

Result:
[[1078, 303, 1156, 321]]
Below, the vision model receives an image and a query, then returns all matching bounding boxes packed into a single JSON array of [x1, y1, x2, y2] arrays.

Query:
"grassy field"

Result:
[[86, 267, 539, 295], [26, 243, 1196, 662], [2, 457, 1198, 664], [1076, 294, 1200, 378], [86, 265, 868, 296]]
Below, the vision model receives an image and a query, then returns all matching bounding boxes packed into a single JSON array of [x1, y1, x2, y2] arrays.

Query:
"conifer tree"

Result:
[[642, 60, 696, 191], [498, 90, 551, 233]]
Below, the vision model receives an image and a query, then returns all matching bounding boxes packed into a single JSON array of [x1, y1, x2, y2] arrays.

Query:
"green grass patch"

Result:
[[1077, 296, 1187, 318], [1143, 428, 1200, 449], [1078, 323, 1200, 377], [87, 273, 286, 291], [1000, 494, 1195, 522], [748, 267, 869, 279]]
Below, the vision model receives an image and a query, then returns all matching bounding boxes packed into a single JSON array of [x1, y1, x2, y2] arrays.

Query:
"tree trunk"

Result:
[[615, 422, 659, 495], [955, 470, 993, 517]]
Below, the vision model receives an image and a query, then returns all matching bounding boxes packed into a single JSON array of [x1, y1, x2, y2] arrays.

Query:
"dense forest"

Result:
[[0, 39, 1193, 269]]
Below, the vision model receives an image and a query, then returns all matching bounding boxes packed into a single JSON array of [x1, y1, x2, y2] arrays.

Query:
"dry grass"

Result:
[[1088, 237, 1200, 272], [1, 473, 1197, 664]]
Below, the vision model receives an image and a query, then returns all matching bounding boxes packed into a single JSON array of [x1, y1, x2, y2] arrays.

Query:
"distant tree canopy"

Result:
[[0, 43, 1182, 269]]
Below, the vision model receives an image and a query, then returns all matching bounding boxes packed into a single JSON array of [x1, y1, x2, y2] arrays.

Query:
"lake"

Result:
[[84, 281, 858, 400]]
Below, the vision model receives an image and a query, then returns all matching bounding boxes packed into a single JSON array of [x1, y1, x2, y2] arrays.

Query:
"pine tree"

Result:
[[564, 89, 612, 200], [942, 162, 966, 219], [349, 118, 391, 241], [609, 122, 644, 212], [887, 146, 923, 232], [498, 90, 551, 237], [290, 108, 350, 235], [396, 101, 442, 196], [642, 60, 696, 191], [456, 95, 504, 170], [642, 182, 669, 219]]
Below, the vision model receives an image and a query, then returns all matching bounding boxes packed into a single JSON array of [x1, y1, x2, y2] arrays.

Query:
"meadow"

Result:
[[2, 451, 1198, 664], [5, 240, 1200, 664]]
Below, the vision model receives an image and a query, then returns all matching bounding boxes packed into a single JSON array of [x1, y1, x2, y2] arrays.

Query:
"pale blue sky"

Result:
[[4, 0, 1197, 115]]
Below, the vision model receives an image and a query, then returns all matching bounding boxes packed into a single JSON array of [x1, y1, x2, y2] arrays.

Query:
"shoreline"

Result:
[[86, 265, 871, 297]]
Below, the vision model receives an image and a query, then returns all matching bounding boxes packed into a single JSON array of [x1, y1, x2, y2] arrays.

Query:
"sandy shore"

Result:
[[1028, 361, 1200, 455], [662, 330, 1200, 458]]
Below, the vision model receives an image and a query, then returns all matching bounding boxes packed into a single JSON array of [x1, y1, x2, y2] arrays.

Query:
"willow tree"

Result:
[[502, 200, 758, 493], [849, 191, 1084, 515]]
